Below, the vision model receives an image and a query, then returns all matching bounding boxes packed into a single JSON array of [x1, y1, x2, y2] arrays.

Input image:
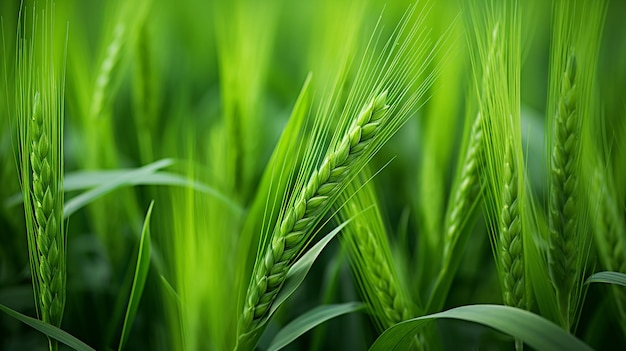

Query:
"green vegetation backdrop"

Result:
[[1, 0, 625, 350]]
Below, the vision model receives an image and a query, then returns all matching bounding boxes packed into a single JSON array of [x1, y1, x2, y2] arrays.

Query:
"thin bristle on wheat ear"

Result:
[[238, 90, 389, 339], [500, 143, 525, 310], [29, 92, 65, 328], [548, 53, 578, 328]]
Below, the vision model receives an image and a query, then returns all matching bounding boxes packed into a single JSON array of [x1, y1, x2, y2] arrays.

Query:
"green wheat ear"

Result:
[[238, 91, 390, 341], [235, 2, 439, 348], [469, 2, 530, 349], [337, 172, 427, 350], [338, 173, 415, 329], [29, 92, 65, 328], [15, 3, 67, 351], [545, 0, 606, 331], [500, 142, 525, 310], [548, 54, 579, 329]]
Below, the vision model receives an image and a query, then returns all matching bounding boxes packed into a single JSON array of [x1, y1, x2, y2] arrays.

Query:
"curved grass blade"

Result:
[[585, 272, 626, 287], [63, 159, 171, 216], [62, 159, 241, 217], [270, 220, 350, 319], [236, 220, 350, 350], [118, 201, 154, 351], [0, 304, 95, 351], [5, 169, 240, 214], [369, 304, 592, 351], [267, 302, 364, 351]]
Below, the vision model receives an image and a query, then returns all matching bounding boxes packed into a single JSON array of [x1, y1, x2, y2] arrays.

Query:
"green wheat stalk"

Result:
[[441, 111, 483, 262], [238, 91, 390, 339], [428, 11, 494, 314], [500, 142, 525, 311], [546, 0, 606, 331], [439, 18, 498, 263], [14, 2, 67, 350], [548, 53, 579, 330], [28, 92, 65, 328], [471, 2, 530, 349], [337, 173, 427, 350], [338, 173, 415, 330]]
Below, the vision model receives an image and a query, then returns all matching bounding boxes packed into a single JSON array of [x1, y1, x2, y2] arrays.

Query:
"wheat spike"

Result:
[[90, 23, 125, 119], [441, 24, 498, 262], [356, 222, 412, 327], [29, 92, 65, 330], [442, 111, 483, 260], [548, 53, 579, 328], [343, 216, 424, 350], [338, 177, 414, 331], [238, 91, 389, 343], [500, 142, 525, 311], [15, 6, 67, 351]]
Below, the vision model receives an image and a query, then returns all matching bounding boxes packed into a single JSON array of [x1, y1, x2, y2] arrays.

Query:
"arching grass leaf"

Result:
[[369, 304, 592, 351], [118, 201, 154, 351], [585, 271, 626, 287], [0, 304, 95, 351], [267, 302, 364, 351]]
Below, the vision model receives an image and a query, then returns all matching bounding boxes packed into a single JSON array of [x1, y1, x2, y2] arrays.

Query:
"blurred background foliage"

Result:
[[1, 0, 625, 350]]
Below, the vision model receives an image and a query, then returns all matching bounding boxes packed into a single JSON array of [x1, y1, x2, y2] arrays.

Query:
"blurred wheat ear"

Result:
[[589, 165, 626, 336], [546, 0, 606, 331], [337, 171, 421, 347], [470, 2, 532, 349], [14, 2, 67, 351]]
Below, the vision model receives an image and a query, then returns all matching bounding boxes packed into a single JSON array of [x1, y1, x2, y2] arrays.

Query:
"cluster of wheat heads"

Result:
[[13, 2, 67, 351], [462, 0, 609, 347]]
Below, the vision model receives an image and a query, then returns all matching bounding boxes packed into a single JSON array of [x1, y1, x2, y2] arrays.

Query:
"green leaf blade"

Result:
[[0, 304, 95, 351], [118, 201, 154, 351], [267, 302, 364, 351], [586, 271, 626, 287], [370, 305, 592, 351]]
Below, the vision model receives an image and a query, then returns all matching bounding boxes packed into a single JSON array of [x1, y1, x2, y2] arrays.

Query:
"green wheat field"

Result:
[[1, 0, 625, 350]]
